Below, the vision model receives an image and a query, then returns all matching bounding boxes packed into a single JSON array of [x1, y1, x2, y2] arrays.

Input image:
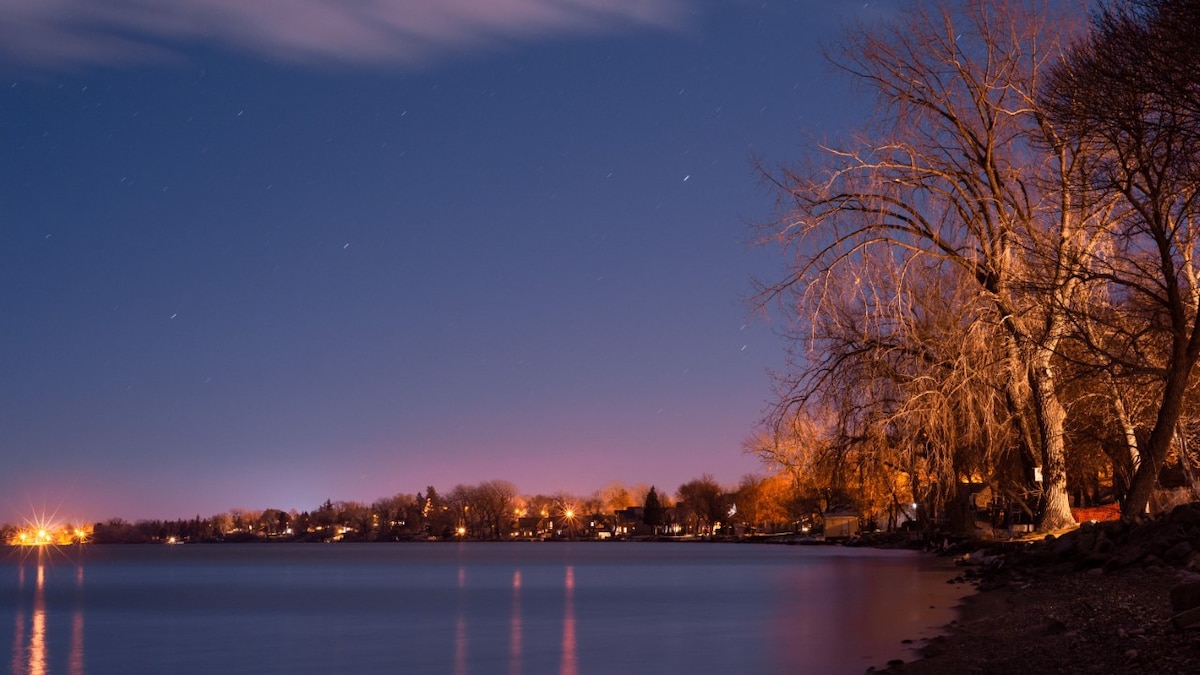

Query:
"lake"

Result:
[[1, 542, 968, 675]]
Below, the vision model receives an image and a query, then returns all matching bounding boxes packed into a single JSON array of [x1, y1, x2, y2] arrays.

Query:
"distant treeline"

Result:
[[10, 473, 862, 545]]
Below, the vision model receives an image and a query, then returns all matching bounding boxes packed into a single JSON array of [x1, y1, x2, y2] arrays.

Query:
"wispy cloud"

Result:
[[0, 0, 690, 71]]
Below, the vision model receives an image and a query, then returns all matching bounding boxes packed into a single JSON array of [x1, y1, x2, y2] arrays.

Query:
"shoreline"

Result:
[[874, 514, 1200, 674], [880, 566, 1186, 674]]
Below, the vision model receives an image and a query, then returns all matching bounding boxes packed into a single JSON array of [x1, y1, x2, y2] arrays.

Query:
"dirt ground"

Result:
[[878, 565, 1200, 674]]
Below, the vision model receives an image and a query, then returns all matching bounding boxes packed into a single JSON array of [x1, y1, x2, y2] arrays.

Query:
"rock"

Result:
[[1166, 541, 1195, 564], [1125, 648, 1138, 659], [1168, 503, 1200, 527], [1173, 605, 1200, 631], [1107, 546, 1145, 569], [1151, 525, 1188, 556], [1170, 580, 1200, 612], [1075, 531, 1097, 556], [1105, 520, 1128, 538], [1052, 534, 1076, 557], [1042, 618, 1068, 635], [958, 549, 989, 566]]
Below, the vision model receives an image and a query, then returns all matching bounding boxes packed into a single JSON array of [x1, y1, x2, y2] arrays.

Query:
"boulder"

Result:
[[1165, 541, 1196, 565], [1168, 503, 1200, 527], [1170, 580, 1200, 613], [1105, 544, 1146, 570], [1051, 533, 1077, 557], [1173, 605, 1200, 631]]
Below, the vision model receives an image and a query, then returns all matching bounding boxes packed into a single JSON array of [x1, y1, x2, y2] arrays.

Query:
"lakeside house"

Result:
[[823, 510, 859, 539]]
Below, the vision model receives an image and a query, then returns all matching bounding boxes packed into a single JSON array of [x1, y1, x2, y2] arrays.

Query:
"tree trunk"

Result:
[[1123, 339, 1199, 519], [1003, 341, 1040, 485], [1124, 383, 1184, 518], [1003, 328, 1074, 532], [1030, 362, 1076, 531], [1108, 375, 1142, 484]]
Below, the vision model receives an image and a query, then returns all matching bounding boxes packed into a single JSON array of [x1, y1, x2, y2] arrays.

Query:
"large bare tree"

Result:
[[759, 0, 1103, 530], [1042, 0, 1200, 518]]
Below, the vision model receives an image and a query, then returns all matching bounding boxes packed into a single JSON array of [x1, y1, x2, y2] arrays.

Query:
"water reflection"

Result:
[[455, 566, 467, 675], [769, 555, 969, 673], [2, 542, 966, 674], [30, 564, 46, 675], [509, 570, 522, 675], [449, 564, 577, 675], [71, 566, 85, 675], [9, 553, 87, 675], [10, 560, 47, 675], [11, 565, 24, 675], [560, 566, 575, 675]]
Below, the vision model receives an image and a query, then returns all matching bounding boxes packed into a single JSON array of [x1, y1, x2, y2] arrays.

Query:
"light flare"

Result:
[[8, 509, 91, 547]]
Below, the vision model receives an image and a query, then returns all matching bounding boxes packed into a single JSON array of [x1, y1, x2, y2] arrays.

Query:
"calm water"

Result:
[[0, 543, 968, 675]]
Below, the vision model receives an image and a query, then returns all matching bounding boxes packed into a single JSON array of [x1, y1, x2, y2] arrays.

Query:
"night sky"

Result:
[[1, 0, 897, 523]]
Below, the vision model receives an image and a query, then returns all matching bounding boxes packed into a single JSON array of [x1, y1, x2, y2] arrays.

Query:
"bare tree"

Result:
[[599, 481, 635, 514], [758, 0, 1101, 530], [1042, 0, 1200, 518], [473, 479, 519, 538], [677, 475, 726, 535]]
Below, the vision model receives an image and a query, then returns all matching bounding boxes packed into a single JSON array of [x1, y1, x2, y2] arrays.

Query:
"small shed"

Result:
[[823, 511, 859, 539]]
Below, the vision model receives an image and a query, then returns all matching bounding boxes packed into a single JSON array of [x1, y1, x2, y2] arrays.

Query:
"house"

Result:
[[823, 510, 859, 539]]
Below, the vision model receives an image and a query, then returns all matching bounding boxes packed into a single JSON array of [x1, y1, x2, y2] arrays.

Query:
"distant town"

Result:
[[3, 473, 882, 546]]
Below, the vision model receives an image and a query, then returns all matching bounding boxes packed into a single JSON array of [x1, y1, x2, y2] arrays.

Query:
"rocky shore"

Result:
[[877, 503, 1200, 674]]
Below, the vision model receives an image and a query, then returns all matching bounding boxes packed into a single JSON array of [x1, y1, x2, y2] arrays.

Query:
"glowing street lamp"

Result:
[[560, 506, 578, 539]]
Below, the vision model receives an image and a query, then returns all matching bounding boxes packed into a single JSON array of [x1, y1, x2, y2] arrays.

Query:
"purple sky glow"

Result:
[[0, 0, 898, 524]]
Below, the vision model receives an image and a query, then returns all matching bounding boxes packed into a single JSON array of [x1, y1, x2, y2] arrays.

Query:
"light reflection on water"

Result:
[[28, 563, 44, 675], [0, 543, 967, 674], [10, 563, 23, 675], [561, 565, 576, 675], [454, 565, 466, 675], [7, 550, 85, 675], [71, 566, 83, 675], [510, 569, 522, 675]]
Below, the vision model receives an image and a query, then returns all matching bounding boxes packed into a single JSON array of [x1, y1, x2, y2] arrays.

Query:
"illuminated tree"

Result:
[[335, 501, 372, 538], [734, 474, 792, 534], [210, 512, 233, 535], [258, 508, 287, 536], [1042, 0, 1200, 518], [758, 0, 1104, 530]]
